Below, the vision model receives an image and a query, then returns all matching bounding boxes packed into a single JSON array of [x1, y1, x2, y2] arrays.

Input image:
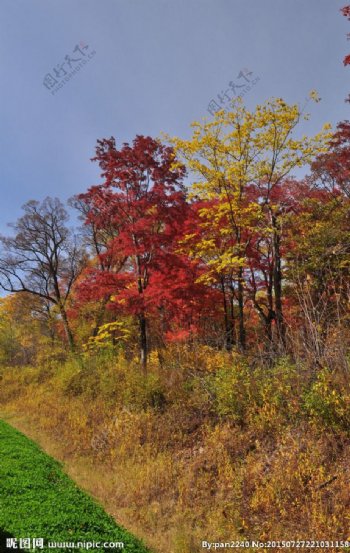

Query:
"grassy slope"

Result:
[[0, 419, 151, 553], [1, 353, 350, 552]]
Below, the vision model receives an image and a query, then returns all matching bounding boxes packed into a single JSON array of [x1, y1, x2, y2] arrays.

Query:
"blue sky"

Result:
[[0, 0, 349, 232]]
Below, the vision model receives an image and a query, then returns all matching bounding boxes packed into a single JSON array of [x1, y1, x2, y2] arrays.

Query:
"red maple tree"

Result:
[[77, 135, 217, 367]]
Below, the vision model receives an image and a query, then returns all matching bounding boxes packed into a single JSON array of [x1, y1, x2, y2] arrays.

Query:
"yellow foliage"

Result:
[[166, 97, 331, 283], [83, 321, 131, 353]]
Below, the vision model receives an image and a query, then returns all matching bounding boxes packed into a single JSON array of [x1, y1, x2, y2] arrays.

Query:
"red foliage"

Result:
[[311, 122, 350, 197], [342, 5, 350, 67], [341, 5, 350, 21], [76, 135, 220, 342]]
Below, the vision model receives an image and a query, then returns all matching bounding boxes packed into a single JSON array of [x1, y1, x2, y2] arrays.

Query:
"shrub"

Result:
[[303, 368, 350, 433]]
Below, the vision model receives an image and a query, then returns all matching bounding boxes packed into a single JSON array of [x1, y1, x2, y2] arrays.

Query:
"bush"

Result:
[[206, 362, 251, 423], [303, 368, 350, 433]]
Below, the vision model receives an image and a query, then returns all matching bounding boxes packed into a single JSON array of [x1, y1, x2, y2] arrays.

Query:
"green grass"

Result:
[[0, 420, 151, 553]]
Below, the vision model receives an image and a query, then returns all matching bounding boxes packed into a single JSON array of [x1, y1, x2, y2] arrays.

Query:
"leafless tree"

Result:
[[0, 197, 86, 350]]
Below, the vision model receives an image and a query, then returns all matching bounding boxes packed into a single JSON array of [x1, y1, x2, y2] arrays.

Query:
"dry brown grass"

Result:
[[1, 351, 350, 553]]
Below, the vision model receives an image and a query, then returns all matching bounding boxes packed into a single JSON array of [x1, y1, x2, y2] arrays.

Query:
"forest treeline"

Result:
[[0, 96, 349, 370]]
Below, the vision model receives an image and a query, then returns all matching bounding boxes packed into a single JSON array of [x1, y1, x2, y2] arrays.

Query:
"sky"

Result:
[[0, 0, 349, 233]]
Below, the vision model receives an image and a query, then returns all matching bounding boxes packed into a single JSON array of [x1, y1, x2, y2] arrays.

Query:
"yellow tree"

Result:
[[170, 96, 330, 350], [0, 293, 54, 365]]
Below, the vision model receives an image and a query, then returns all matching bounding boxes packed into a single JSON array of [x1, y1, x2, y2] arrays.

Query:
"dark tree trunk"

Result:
[[92, 297, 109, 337], [229, 288, 236, 349], [237, 269, 246, 351], [272, 214, 285, 347], [221, 279, 234, 351], [139, 313, 147, 372], [59, 305, 75, 352]]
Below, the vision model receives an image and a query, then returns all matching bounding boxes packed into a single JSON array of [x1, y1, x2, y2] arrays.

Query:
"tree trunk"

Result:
[[221, 279, 234, 351], [59, 305, 75, 352], [272, 215, 285, 348], [139, 313, 147, 372], [229, 288, 236, 349], [237, 269, 246, 351], [92, 297, 109, 337]]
